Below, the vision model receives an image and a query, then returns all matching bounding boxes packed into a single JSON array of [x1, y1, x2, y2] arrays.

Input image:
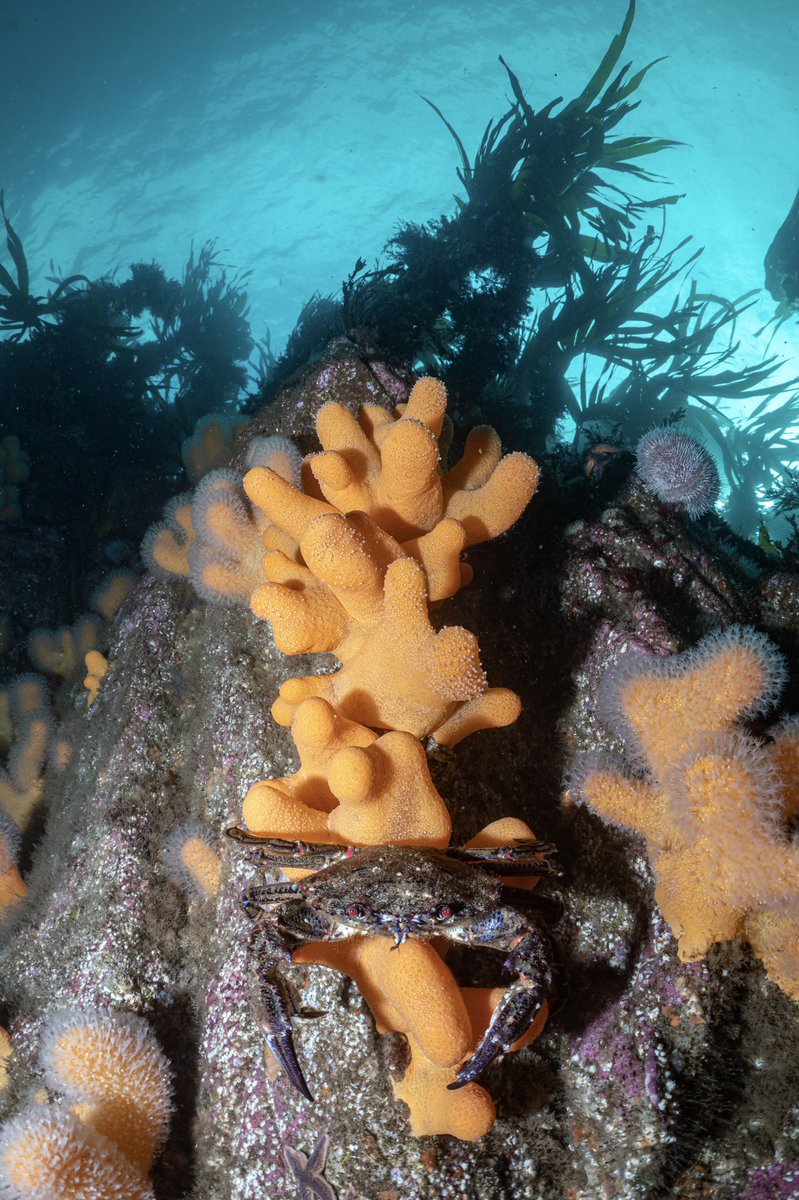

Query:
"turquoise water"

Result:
[[3, 0, 797, 366]]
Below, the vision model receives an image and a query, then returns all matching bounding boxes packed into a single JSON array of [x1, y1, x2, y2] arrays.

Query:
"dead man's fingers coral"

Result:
[[0, 1009, 172, 1200], [0, 1108, 155, 1200], [325, 730, 452, 846], [271, 556, 488, 738], [242, 715, 452, 846], [571, 752, 673, 850], [89, 570, 137, 622], [162, 819, 222, 900], [770, 716, 799, 819], [181, 411, 249, 485], [253, 552, 354, 656], [1, 709, 52, 828], [252, 509, 403, 658], [0, 1027, 11, 1091], [8, 674, 49, 720], [244, 463, 335, 544], [242, 697, 378, 836], [189, 468, 268, 605], [243, 433, 303, 485], [745, 898, 799, 1001], [293, 935, 496, 1140], [27, 616, 104, 680], [241, 724, 453, 849], [574, 625, 799, 995], [39, 1008, 172, 1176], [599, 624, 787, 777], [141, 493, 195, 580], [443, 447, 541, 546], [0, 810, 26, 916], [83, 651, 109, 707]]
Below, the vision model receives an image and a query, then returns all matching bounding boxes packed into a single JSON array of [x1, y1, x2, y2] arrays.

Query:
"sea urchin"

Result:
[[634, 427, 720, 518]]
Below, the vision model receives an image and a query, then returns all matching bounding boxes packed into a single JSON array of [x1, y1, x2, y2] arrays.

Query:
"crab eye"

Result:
[[434, 904, 456, 920], [345, 903, 367, 920]]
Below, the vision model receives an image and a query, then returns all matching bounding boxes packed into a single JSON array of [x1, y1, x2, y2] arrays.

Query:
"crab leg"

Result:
[[227, 826, 355, 871], [447, 840, 561, 878], [241, 882, 301, 915], [448, 920, 553, 1090], [247, 920, 315, 1101]]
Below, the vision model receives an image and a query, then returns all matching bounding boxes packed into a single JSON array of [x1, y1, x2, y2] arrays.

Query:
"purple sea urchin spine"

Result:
[[634, 428, 720, 517]]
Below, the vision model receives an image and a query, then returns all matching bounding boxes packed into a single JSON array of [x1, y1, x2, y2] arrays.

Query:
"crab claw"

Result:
[[252, 967, 315, 1102], [448, 984, 544, 1089], [448, 925, 552, 1090]]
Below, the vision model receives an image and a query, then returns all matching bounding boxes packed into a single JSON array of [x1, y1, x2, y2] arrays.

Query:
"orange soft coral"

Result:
[[295, 935, 496, 1139], [189, 469, 269, 605], [245, 376, 538, 598], [181, 412, 249, 485], [89, 571, 137, 623], [83, 651, 109, 707], [234, 377, 542, 1138], [27, 616, 104, 681], [576, 626, 799, 994], [245, 378, 534, 745], [1, 711, 51, 829], [243, 698, 450, 846], [0, 812, 26, 917], [0, 1109, 155, 1200], [0, 675, 54, 829], [270, 557, 492, 740], [143, 436, 304, 605], [0, 1028, 11, 1091], [304, 376, 539, 546], [141, 494, 196, 581], [162, 820, 222, 900], [599, 625, 786, 778], [40, 1009, 172, 1176], [0, 1009, 172, 1200]]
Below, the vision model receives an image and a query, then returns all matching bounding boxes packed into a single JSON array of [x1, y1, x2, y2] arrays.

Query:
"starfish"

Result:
[[282, 1133, 337, 1200]]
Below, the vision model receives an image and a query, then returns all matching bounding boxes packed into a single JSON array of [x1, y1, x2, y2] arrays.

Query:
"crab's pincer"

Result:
[[254, 967, 315, 1102], [449, 925, 553, 1089], [247, 920, 315, 1101]]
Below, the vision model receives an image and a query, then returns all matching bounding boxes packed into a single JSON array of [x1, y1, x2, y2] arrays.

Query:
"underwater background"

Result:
[[2, 2, 799, 1199], [3, 0, 798, 363]]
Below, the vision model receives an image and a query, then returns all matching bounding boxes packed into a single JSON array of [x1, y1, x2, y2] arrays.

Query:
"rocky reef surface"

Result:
[[2, 351, 799, 1200]]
